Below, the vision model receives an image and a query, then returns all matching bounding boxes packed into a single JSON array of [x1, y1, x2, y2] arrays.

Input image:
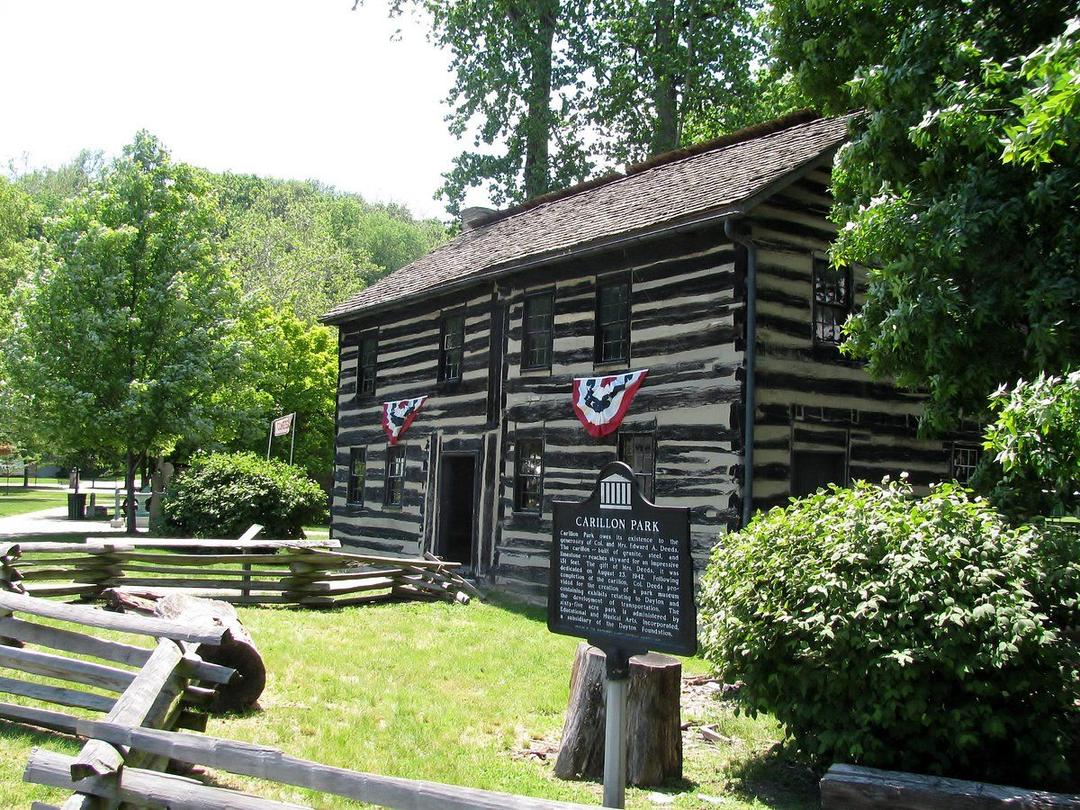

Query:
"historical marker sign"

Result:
[[549, 461, 696, 658]]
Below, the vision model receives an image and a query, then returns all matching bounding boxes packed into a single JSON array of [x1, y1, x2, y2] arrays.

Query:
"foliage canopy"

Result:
[[979, 371, 1080, 521], [768, 0, 1080, 431], [4, 132, 239, 526]]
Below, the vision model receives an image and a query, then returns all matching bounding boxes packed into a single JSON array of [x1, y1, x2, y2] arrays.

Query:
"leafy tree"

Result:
[[979, 371, 1080, 521], [681, 66, 809, 144], [210, 173, 446, 320], [221, 180, 374, 321], [9, 150, 105, 216], [363, 0, 773, 211], [200, 306, 338, 484], [0, 178, 40, 455], [768, 1, 1079, 432], [580, 0, 761, 163], [364, 0, 593, 214], [0, 178, 38, 324], [4, 132, 239, 532]]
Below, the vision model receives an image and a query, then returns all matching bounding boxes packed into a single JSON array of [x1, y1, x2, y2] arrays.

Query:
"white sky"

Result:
[[0, 0, 475, 220]]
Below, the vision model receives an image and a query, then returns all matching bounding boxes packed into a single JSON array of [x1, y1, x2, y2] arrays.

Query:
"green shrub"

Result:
[[699, 478, 1079, 788], [161, 451, 327, 539], [978, 371, 1080, 521]]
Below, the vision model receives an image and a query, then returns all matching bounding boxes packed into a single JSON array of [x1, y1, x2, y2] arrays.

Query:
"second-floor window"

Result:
[[812, 255, 851, 346], [439, 312, 465, 383], [357, 334, 377, 398], [522, 292, 554, 370], [595, 276, 630, 364]]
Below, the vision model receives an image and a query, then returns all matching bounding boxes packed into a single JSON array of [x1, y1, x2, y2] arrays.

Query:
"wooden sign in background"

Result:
[[548, 461, 696, 658]]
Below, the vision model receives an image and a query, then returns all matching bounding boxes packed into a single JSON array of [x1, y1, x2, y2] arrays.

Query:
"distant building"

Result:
[[320, 112, 976, 600]]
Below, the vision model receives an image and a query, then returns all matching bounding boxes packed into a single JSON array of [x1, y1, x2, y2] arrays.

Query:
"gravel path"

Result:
[[0, 506, 136, 539]]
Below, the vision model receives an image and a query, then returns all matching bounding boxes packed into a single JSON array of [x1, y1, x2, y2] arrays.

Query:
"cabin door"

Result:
[[436, 454, 477, 569]]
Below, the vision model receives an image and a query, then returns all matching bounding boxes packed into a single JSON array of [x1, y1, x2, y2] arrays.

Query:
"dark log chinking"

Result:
[[549, 461, 696, 677]]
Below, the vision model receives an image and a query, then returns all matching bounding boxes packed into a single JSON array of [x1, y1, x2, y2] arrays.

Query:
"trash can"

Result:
[[66, 493, 87, 520]]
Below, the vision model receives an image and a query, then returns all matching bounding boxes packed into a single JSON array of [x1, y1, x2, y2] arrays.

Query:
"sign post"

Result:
[[267, 413, 297, 465], [549, 461, 696, 808]]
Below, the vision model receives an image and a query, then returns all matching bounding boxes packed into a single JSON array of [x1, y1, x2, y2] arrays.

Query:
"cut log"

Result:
[[134, 591, 266, 712], [819, 764, 1080, 809], [553, 643, 683, 786]]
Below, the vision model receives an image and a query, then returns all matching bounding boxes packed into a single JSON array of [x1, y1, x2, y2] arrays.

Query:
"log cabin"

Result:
[[320, 111, 978, 599]]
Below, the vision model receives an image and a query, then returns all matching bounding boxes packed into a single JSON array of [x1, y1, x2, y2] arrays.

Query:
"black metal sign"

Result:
[[548, 461, 696, 659]]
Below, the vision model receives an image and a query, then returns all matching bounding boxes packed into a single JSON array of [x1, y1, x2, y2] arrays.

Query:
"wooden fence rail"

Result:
[[47, 719, 596, 810], [3, 539, 480, 609]]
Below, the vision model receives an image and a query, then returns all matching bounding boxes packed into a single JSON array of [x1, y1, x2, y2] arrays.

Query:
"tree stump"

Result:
[[554, 643, 682, 786]]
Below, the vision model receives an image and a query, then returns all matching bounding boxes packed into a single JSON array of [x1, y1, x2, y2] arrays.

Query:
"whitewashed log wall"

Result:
[[747, 161, 957, 512], [332, 158, 963, 598]]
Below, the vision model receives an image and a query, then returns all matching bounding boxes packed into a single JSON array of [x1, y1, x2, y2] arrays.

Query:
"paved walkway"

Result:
[[0, 506, 140, 539]]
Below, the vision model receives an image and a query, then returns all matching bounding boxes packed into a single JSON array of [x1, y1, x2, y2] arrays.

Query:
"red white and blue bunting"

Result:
[[571, 369, 649, 438], [382, 396, 427, 445]]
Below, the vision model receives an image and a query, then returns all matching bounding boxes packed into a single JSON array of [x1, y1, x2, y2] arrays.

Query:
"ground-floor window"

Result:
[[347, 447, 365, 506], [618, 432, 655, 500], [384, 445, 406, 506], [514, 438, 543, 512], [792, 449, 847, 498], [950, 444, 980, 484]]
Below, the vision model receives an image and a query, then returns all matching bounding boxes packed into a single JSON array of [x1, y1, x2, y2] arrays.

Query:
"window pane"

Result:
[[814, 305, 846, 344], [358, 336, 377, 397], [385, 447, 406, 506], [812, 258, 851, 346], [441, 314, 465, 381], [619, 433, 655, 500], [514, 439, 543, 512], [522, 294, 554, 370], [347, 448, 365, 505], [951, 445, 979, 484], [596, 280, 630, 362]]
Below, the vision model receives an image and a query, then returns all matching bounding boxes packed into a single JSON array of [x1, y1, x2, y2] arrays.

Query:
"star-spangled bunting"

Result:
[[381, 396, 427, 444], [571, 369, 649, 438]]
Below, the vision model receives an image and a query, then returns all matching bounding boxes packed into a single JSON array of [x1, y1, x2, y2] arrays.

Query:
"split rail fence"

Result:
[[0, 588, 590, 809], [1, 538, 480, 608]]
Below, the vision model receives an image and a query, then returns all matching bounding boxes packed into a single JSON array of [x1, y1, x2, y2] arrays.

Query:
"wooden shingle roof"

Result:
[[321, 113, 849, 324]]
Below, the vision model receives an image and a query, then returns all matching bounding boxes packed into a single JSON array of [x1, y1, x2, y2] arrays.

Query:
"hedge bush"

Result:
[[699, 477, 1079, 788], [161, 452, 327, 539]]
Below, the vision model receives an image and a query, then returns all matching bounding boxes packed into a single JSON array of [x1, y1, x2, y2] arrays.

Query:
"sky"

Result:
[[0, 1, 471, 220]]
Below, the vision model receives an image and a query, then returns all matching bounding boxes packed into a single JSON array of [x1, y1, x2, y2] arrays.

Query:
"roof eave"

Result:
[[318, 202, 744, 326], [319, 138, 844, 327]]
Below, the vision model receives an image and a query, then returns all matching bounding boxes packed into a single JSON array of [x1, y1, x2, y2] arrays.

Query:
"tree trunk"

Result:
[[648, 0, 680, 156], [521, 0, 558, 199], [125, 449, 138, 535], [554, 643, 683, 786]]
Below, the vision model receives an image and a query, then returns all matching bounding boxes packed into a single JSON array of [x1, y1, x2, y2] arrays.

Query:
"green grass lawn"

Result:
[[0, 535, 818, 809], [0, 487, 68, 518]]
